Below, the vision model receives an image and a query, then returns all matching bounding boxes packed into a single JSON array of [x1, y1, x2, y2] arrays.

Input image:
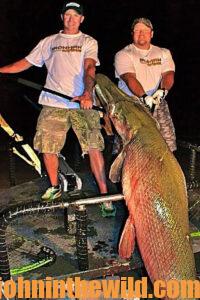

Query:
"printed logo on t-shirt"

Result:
[[52, 46, 82, 52], [140, 58, 161, 66]]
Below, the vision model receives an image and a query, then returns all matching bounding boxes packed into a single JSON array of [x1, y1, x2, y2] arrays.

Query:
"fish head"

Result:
[[95, 73, 151, 142]]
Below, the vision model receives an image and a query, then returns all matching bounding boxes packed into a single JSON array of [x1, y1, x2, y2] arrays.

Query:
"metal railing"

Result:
[[177, 140, 200, 189], [0, 194, 124, 282]]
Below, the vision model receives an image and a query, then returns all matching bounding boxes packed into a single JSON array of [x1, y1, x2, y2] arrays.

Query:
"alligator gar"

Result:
[[95, 74, 196, 296]]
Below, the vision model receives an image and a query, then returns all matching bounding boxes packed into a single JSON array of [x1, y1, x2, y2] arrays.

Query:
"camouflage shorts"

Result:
[[33, 106, 104, 154], [153, 100, 177, 152]]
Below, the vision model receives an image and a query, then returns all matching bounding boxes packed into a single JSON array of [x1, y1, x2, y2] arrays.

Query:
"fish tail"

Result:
[[119, 216, 135, 259]]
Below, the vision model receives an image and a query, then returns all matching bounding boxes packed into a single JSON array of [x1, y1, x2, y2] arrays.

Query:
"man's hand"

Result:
[[73, 91, 93, 109], [152, 88, 168, 105], [140, 94, 155, 110]]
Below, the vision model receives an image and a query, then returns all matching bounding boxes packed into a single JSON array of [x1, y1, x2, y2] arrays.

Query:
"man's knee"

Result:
[[34, 130, 65, 154]]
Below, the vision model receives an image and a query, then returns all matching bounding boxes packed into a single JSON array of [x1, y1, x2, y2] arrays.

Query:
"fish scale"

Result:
[[95, 73, 197, 299], [121, 137, 195, 281]]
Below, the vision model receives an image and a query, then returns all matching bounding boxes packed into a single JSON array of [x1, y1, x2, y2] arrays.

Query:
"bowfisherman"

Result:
[[114, 17, 176, 152], [0, 1, 116, 216]]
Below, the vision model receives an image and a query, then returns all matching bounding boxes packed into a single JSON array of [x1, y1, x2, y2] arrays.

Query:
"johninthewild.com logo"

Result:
[[0, 276, 199, 299]]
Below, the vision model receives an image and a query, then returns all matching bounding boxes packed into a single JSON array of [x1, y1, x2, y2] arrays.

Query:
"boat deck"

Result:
[[0, 145, 200, 299]]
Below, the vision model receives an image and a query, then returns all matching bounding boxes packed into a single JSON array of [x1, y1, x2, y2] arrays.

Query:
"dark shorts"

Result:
[[33, 106, 104, 154]]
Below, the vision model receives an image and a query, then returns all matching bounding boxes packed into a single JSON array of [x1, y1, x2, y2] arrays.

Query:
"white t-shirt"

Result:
[[115, 44, 175, 96], [26, 31, 100, 109]]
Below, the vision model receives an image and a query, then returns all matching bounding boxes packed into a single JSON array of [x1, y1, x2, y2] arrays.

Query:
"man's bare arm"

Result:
[[0, 58, 33, 74], [73, 58, 96, 109], [83, 58, 96, 95], [151, 71, 175, 105], [121, 72, 145, 97], [160, 71, 174, 91]]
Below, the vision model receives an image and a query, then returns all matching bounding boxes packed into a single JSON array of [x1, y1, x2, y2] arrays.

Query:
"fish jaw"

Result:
[[95, 73, 139, 107], [95, 74, 142, 142]]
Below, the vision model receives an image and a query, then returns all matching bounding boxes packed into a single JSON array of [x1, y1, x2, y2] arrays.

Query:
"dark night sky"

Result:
[[0, 0, 200, 142]]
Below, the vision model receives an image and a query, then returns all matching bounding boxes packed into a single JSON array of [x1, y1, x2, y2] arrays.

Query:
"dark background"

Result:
[[0, 0, 199, 143]]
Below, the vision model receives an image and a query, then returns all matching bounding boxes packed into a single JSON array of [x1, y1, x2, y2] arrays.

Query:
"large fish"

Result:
[[95, 74, 196, 296]]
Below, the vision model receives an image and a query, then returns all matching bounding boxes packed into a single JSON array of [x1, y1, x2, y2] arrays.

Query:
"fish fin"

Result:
[[109, 150, 126, 182], [119, 216, 136, 259]]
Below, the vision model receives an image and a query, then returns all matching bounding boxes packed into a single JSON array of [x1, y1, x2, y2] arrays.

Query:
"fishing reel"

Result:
[[10, 246, 57, 276], [37, 246, 57, 267]]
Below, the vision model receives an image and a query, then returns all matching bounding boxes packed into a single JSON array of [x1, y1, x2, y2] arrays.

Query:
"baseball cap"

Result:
[[62, 1, 84, 15], [131, 18, 153, 31]]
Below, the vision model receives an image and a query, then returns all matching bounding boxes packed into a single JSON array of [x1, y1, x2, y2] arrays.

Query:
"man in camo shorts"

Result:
[[0, 1, 115, 214], [114, 17, 176, 152]]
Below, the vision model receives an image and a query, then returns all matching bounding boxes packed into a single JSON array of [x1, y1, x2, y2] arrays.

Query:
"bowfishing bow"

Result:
[[1, 75, 105, 113]]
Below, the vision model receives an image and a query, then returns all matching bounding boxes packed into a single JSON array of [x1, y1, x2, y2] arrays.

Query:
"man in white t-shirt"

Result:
[[115, 17, 176, 152], [0, 1, 115, 213]]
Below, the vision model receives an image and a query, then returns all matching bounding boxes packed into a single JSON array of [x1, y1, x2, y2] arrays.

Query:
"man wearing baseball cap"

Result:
[[0, 1, 115, 215], [114, 17, 176, 152], [62, 1, 84, 15]]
